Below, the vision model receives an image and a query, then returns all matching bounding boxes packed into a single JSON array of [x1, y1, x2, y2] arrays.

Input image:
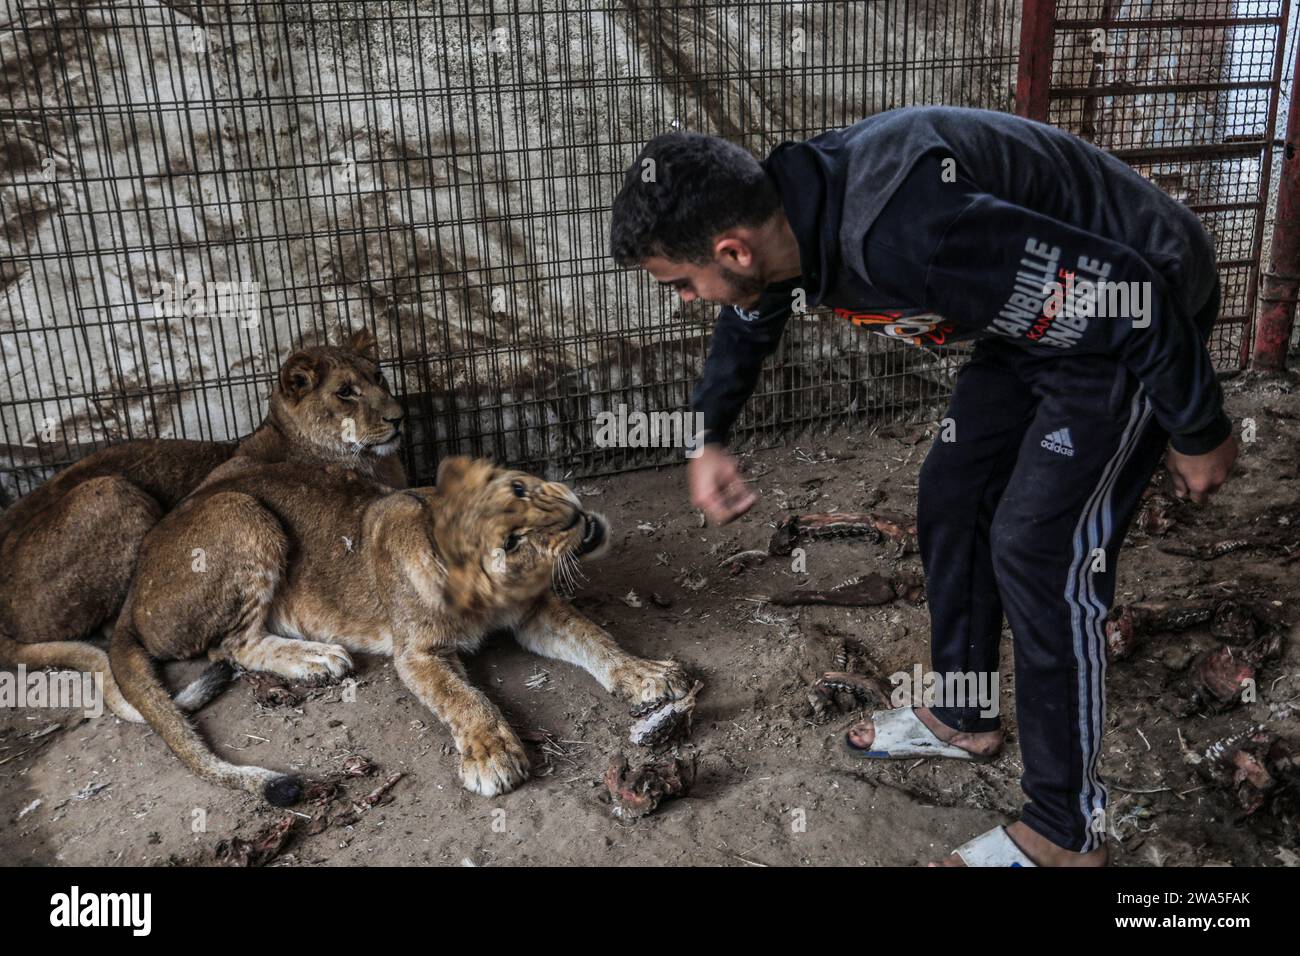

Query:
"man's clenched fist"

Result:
[[1165, 433, 1237, 504]]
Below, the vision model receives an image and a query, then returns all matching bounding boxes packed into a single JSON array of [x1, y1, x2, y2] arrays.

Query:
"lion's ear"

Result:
[[435, 456, 475, 491], [347, 327, 379, 361], [279, 352, 320, 400]]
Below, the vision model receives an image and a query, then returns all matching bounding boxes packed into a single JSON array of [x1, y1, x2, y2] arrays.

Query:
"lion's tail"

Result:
[[109, 621, 303, 806], [0, 623, 230, 723]]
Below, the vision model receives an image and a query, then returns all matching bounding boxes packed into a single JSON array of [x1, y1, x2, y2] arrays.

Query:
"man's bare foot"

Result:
[[929, 821, 1109, 867], [845, 706, 1003, 758]]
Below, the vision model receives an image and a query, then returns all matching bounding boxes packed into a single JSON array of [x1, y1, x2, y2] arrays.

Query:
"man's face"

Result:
[[642, 253, 768, 310]]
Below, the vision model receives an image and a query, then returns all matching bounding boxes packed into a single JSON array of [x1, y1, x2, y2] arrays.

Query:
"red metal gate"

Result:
[[1017, 0, 1295, 370]]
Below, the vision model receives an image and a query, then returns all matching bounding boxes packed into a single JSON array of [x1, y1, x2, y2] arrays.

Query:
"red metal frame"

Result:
[[1252, 33, 1300, 371], [1015, 0, 1056, 122], [1016, 0, 1294, 371]]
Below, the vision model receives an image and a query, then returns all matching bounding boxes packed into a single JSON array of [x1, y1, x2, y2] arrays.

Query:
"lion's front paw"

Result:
[[290, 643, 355, 685], [457, 722, 530, 797], [614, 657, 693, 704]]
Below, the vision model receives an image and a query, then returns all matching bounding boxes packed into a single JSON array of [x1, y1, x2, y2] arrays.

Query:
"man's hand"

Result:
[[1165, 433, 1237, 504], [689, 444, 758, 525]]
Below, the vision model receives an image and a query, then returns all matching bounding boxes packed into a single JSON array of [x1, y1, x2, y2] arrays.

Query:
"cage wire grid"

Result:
[[0, 0, 1290, 497]]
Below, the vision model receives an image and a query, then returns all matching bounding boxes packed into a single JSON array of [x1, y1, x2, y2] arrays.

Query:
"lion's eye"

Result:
[[337, 384, 357, 399], [504, 533, 521, 552], [510, 480, 527, 498]]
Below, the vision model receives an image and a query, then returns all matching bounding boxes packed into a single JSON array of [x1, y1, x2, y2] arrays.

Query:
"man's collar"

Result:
[[760, 141, 832, 305]]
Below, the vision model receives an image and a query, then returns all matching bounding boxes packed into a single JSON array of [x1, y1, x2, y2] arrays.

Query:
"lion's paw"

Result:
[[615, 657, 693, 704], [285, 642, 354, 685], [458, 723, 530, 797]]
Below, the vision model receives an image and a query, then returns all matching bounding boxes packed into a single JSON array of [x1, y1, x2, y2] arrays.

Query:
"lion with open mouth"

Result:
[[109, 455, 692, 802]]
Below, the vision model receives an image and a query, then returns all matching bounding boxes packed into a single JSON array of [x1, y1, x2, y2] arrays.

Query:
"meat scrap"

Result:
[[242, 672, 305, 709], [768, 511, 918, 557], [765, 570, 925, 608], [215, 814, 298, 867], [1196, 726, 1297, 817], [1158, 539, 1260, 560], [807, 671, 893, 724], [602, 752, 696, 820], [1134, 493, 1179, 536], [629, 681, 703, 748], [1105, 597, 1282, 662]]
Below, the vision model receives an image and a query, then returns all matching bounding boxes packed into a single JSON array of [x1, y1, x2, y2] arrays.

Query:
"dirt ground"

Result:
[[2, 376, 1299, 867]]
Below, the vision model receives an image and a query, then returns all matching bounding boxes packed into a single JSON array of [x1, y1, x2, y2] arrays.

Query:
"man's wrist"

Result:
[[1169, 410, 1232, 456]]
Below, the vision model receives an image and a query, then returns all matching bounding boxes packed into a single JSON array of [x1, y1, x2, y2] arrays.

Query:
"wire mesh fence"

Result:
[[1045, 0, 1293, 368], [0, 0, 1290, 498]]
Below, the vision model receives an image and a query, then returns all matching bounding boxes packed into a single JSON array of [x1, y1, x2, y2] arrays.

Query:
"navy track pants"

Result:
[[917, 281, 1221, 852]]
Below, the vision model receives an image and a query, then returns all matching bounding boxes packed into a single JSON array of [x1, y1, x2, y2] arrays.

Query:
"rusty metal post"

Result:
[[1252, 39, 1300, 371], [1016, 0, 1057, 122]]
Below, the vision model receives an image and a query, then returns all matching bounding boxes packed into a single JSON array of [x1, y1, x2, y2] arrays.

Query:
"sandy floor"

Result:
[[2, 377, 1297, 867]]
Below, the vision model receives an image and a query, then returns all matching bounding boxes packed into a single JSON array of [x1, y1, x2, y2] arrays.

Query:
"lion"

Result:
[[109, 456, 692, 803], [0, 328, 406, 721]]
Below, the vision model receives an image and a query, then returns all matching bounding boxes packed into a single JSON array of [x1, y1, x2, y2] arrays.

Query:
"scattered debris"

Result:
[[649, 592, 672, 608], [340, 755, 375, 777], [807, 671, 894, 723], [215, 814, 297, 867], [1159, 539, 1260, 560], [719, 549, 768, 575], [629, 681, 703, 747], [768, 511, 918, 556], [1188, 644, 1258, 713], [674, 569, 708, 591], [1105, 596, 1283, 662], [243, 672, 305, 709], [524, 670, 550, 690], [793, 447, 854, 465], [765, 570, 924, 608], [16, 799, 41, 820], [877, 425, 927, 445], [1197, 726, 1297, 816], [1135, 493, 1178, 536], [521, 728, 587, 776], [602, 751, 696, 820], [622, 591, 643, 609], [72, 782, 111, 801]]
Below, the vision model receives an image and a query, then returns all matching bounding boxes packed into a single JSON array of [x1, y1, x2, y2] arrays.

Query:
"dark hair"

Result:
[[609, 132, 782, 266]]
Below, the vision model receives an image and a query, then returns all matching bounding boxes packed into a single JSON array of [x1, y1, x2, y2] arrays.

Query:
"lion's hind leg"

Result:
[[116, 491, 305, 804], [1, 474, 160, 645], [0, 475, 165, 721]]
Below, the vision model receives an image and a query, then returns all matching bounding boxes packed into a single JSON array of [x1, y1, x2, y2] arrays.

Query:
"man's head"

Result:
[[609, 131, 789, 309]]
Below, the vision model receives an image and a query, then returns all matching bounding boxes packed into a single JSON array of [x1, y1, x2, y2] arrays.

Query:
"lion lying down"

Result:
[[0, 329, 405, 721], [110, 456, 691, 801]]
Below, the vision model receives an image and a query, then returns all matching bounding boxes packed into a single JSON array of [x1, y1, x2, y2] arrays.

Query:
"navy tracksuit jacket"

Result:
[[691, 106, 1229, 852]]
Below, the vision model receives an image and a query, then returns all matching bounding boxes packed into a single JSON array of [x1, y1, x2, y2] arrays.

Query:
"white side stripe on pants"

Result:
[[1065, 388, 1153, 852]]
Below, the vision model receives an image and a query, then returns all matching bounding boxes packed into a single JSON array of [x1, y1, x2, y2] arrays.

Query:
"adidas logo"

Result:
[[1041, 427, 1075, 457]]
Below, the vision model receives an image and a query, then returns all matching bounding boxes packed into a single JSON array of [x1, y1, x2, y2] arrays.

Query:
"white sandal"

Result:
[[844, 707, 988, 761], [950, 826, 1037, 867]]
